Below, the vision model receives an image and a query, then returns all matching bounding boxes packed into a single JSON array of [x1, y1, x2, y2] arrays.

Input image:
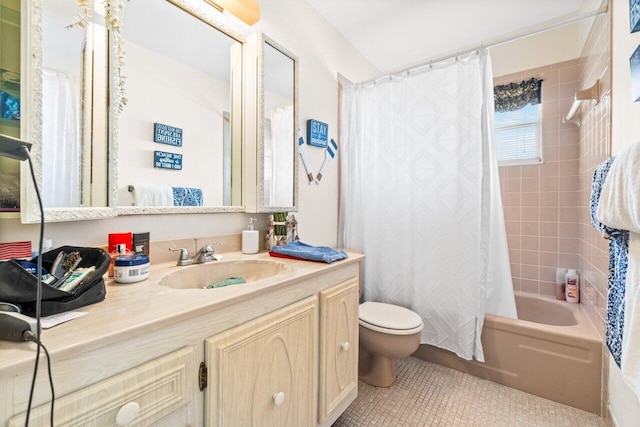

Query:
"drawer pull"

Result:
[[116, 401, 140, 426], [272, 391, 285, 406], [341, 341, 350, 351]]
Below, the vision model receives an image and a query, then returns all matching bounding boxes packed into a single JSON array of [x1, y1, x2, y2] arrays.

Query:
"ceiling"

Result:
[[305, 0, 593, 73]]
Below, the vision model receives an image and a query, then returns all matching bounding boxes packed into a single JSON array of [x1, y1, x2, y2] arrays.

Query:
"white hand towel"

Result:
[[132, 186, 174, 206], [623, 232, 640, 402], [597, 141, 640, 233]]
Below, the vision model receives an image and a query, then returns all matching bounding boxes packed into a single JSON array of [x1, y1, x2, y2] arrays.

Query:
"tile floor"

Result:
[[333, 356, 610, 426]]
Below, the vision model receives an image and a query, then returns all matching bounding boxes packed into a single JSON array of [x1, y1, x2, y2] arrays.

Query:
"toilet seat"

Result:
[[359, 302, 424, 335]]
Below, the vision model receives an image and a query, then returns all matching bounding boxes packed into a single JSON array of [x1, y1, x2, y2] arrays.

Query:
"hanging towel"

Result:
[[269, 241, 348, 264], [172, 187, 203, 206], [132, 186, 174, 206], [596, 141, 640, 400], [597, 142, 640, 231], [591, 157, 628, 367]]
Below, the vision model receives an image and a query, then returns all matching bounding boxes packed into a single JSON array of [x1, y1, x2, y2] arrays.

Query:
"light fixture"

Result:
[[205, 0, 260, 25], [0, 133, 32, 161]]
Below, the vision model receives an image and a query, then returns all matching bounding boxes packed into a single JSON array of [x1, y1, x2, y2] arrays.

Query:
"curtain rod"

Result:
[[360, 3, 609, 86]]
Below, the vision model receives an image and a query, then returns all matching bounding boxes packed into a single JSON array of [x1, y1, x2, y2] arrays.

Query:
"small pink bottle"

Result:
[[565, 269, 580, 303]]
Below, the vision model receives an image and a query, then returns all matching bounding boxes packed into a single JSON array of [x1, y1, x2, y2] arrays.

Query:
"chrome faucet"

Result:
[[169, 241, 221, 266], [193, 244, 217, 264]]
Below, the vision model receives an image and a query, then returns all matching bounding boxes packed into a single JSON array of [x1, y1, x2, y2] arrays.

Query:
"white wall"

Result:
[[609, 0, 640, 423], [491, 22, 583, 77], [117, 41, 228, 207], [249, 0, 379, 244], [0, 0, 378, 249]]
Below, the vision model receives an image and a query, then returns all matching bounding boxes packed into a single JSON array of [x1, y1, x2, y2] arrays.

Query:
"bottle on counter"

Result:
[[242, 218, 259, 254]]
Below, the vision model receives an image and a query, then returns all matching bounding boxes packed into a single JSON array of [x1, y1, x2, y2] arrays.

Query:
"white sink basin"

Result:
[[158, 259, 288, 290]]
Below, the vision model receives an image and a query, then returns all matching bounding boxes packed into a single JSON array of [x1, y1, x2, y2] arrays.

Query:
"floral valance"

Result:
[[493, 78, 543, 112]]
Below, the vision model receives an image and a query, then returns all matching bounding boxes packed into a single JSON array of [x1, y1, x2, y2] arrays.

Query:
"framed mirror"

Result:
[[116, 0, 244, 215], [19, 0, 118, 223], [245, 33, 298, 213]]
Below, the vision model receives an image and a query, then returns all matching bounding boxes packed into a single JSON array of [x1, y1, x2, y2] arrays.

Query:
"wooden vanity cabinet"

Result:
[[204, 278, 359, 427], [0, 259, 362, 427], [8, 346, 196, 426], [205, 297, 317, 427], [318, 278, 359, 425]]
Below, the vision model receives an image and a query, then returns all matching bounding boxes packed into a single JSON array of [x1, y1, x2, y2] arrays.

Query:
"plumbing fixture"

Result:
[[170, 241, 221, 266]]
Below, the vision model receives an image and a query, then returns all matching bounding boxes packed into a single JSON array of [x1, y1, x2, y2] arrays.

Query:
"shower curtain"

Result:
[[264, 105, 294, 206], [338, 50, 516, 361], [42, 68, 82, 207]]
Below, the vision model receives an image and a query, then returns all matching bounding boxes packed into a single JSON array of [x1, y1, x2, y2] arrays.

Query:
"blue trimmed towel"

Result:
[[173, 187, 203, 206], [590, 157, 628, 368], [597, 142, 640, 400], [270, 241, 348, 263]]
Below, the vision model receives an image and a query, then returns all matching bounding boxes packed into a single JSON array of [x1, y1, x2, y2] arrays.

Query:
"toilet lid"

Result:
[[359, 302, 423, 331]]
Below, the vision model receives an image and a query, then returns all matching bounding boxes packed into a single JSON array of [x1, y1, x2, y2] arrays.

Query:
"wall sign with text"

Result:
[[154, 123, 183, 146], [154, 150, 183, 170], [307, 119, 329, 148]]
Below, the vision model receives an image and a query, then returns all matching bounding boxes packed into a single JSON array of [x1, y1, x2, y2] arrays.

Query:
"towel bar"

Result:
[[563, 80, 600, 127]]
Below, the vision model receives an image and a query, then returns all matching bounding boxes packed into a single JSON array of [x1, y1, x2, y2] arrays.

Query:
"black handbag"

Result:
[[0, 246, 110, 316]]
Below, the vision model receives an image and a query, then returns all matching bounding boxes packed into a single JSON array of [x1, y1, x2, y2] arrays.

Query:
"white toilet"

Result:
[[358, 301, 424, 387]]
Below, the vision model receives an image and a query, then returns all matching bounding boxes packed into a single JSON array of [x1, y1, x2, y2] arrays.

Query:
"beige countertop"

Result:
[[0, 250, 364, 377]]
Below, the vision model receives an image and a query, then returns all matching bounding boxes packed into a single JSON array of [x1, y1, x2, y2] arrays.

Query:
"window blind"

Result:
[[495, 103, 541, 164]]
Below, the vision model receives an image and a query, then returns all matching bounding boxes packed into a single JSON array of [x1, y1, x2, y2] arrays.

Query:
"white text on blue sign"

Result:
[[154, 151, 183, 170], [154, 123, 183, 146]]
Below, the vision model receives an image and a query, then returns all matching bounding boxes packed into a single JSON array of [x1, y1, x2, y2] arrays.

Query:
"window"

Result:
[[493, 78, 543, 166], [495, 103, 542, 165]]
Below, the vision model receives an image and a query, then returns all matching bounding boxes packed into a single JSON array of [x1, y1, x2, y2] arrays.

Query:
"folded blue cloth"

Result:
[[591, 157, 628, 367], [172, 187, 203, 206], [270, 241, 348, 263]]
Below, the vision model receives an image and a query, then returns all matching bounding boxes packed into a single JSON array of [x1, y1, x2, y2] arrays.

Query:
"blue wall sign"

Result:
[[154, 151, 183, 170], [154, 123, 183, 146], [307, 119, 329, 148]]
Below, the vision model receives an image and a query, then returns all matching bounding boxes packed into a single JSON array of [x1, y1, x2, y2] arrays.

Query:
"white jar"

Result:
[[114, 254, 150, 284]]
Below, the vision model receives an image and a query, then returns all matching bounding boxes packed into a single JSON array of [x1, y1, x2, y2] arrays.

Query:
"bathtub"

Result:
[[413, 292, 603, 414]]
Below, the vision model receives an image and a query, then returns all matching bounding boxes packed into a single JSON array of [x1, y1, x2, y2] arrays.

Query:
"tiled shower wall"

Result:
[[496, 60, 582, 297], [497, 12, 611, 417]]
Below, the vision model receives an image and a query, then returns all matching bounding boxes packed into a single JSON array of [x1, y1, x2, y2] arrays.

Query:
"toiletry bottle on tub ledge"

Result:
[[555, 267, 567, 300], [565, 269, 580, 303]]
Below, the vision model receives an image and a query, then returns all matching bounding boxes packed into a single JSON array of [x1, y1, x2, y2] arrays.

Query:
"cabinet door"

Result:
[[205, 297, 317, 427], [318, 278, 359, 423]]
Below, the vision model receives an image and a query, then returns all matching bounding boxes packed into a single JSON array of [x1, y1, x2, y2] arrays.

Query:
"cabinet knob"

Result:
[[272, 391, 286, 406], [115, 401, 140, 426], [341, 341, 350, 352]]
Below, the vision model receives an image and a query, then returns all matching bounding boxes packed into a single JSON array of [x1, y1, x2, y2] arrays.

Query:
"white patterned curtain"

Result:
[[42, 68, 82, 207], [339, 50, 516, 361]]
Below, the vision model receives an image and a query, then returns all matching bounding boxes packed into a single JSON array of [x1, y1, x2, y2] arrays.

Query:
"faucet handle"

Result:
[[203, 242, 221, 251], [169, 247, 190, 261]]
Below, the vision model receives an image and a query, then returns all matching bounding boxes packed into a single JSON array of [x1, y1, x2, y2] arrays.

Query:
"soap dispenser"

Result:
[[242, 218, 259, 254]]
